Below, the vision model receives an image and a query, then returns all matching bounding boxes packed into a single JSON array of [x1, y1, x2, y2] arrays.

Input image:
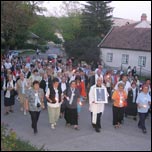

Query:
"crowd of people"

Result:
[[1, 53, 151, 134]]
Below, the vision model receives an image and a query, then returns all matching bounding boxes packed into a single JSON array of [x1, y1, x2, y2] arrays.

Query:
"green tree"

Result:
[[81, 1, 113, 38], [1, 1, 45, 51], [29, 16, 61, 44], [64, 36, 101, 64], [57, 14, 82, 41], [59, 1, 83, 17]]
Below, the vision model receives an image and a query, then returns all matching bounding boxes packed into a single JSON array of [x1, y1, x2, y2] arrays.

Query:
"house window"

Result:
[[138, 56, 146, 67], [106, 53, 113, 62], [122, 54, 129, 64]]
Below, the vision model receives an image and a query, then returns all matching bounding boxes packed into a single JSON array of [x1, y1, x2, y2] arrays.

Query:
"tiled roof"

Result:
[[98, 23, 151, 51]]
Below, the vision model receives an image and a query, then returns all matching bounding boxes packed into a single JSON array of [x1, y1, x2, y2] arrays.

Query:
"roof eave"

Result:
[[100, 47, 151, 52]]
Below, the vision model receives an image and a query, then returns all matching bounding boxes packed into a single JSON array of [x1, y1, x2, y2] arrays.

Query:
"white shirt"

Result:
[[61, 83, 66, 93]]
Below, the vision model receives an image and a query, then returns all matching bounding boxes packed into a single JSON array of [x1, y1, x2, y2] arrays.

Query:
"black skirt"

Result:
[[64, 107, 78, 125], [4, 96, 15, 107]]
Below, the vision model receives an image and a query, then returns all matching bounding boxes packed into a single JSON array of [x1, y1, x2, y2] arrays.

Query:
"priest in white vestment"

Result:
[[89, 77, 108, 132]]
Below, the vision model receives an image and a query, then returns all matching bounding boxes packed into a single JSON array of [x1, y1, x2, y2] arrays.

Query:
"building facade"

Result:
[[98, 14, 151, 76]]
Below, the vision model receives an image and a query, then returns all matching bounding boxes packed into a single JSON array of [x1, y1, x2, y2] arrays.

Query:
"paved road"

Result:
[[1, 91, 151, 151], [24, 44, 67, 65]]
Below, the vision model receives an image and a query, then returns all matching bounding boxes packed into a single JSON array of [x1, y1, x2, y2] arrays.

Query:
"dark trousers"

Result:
[[107, 87, 111, 100], [113, 106, 124, 125], [29, 111, 40, 132], [138, 112, 146, 130], [64, 107, 78, 125], [61, 101, 66, 114], [91, 112, 102, 129]]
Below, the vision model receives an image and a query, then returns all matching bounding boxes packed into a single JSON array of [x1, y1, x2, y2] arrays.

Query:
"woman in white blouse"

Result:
[[3, 74, 16, 115]]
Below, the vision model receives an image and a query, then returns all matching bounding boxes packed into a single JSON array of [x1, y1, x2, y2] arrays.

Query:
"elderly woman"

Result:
[[3, 74, 17, 115], [136, 84, 151, 134], [46, 78, 62, 129], [25, 80, 44, 134], [64, 80, 80, 130], [112, 82, 127, 128]]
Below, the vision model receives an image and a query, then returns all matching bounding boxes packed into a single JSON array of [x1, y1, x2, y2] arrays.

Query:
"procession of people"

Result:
[[1, 53, 151, 135]]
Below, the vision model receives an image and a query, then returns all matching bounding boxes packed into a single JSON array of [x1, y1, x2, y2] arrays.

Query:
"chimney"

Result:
[[141, 13, 147, 21]]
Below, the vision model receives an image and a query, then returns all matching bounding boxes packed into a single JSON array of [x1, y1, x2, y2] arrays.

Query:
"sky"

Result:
[[40, 1, 151, 21]]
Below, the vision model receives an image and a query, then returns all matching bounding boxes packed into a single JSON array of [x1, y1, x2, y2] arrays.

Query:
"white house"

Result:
[[98, 14, 151, 77]]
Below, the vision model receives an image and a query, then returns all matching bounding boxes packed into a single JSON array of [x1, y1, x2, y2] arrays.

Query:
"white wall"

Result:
[[100, 48, 151, 76]]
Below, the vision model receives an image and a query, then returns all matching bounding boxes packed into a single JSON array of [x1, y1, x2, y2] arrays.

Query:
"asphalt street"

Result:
[[1, 90, 151, 151]]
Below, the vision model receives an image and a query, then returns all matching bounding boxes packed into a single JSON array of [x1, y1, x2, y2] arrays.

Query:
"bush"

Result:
[[1, 123, 46, 151]]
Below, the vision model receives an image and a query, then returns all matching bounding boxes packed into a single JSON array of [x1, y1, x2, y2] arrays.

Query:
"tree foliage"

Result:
[[1, 1, 45, 50], [64, 36, 101, 64], [57, 14, 82, 42], [63, 1, 114, 64], [81, 1, 113, 38], [59, 1, 83, 17]]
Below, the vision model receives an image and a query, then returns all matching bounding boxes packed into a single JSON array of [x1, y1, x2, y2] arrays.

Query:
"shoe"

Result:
[[74, 127, 80, 131], [54, 122, 56, 126], [66, 123, 71, 127], [95, 128, 100, 133], [24, 111, 27, 115], [74, 125, 80, 130], [9, 110, 14, 113], [142, 129, 147, 134], [117, 123, 121, 128], [133, 117, 137, 121], [114, 125, 119, 128], [51, 124, 55, 129]]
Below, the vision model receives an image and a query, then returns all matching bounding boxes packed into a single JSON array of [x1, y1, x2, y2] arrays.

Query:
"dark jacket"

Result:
[[40, 77, 52, 94], [48, 86, 62, 103], [65, 88, 80, 109], [127, 88, 138, 104]]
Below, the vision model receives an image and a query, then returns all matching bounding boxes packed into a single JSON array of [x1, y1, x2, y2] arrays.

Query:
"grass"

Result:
[[1, 123, 46, 151]]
